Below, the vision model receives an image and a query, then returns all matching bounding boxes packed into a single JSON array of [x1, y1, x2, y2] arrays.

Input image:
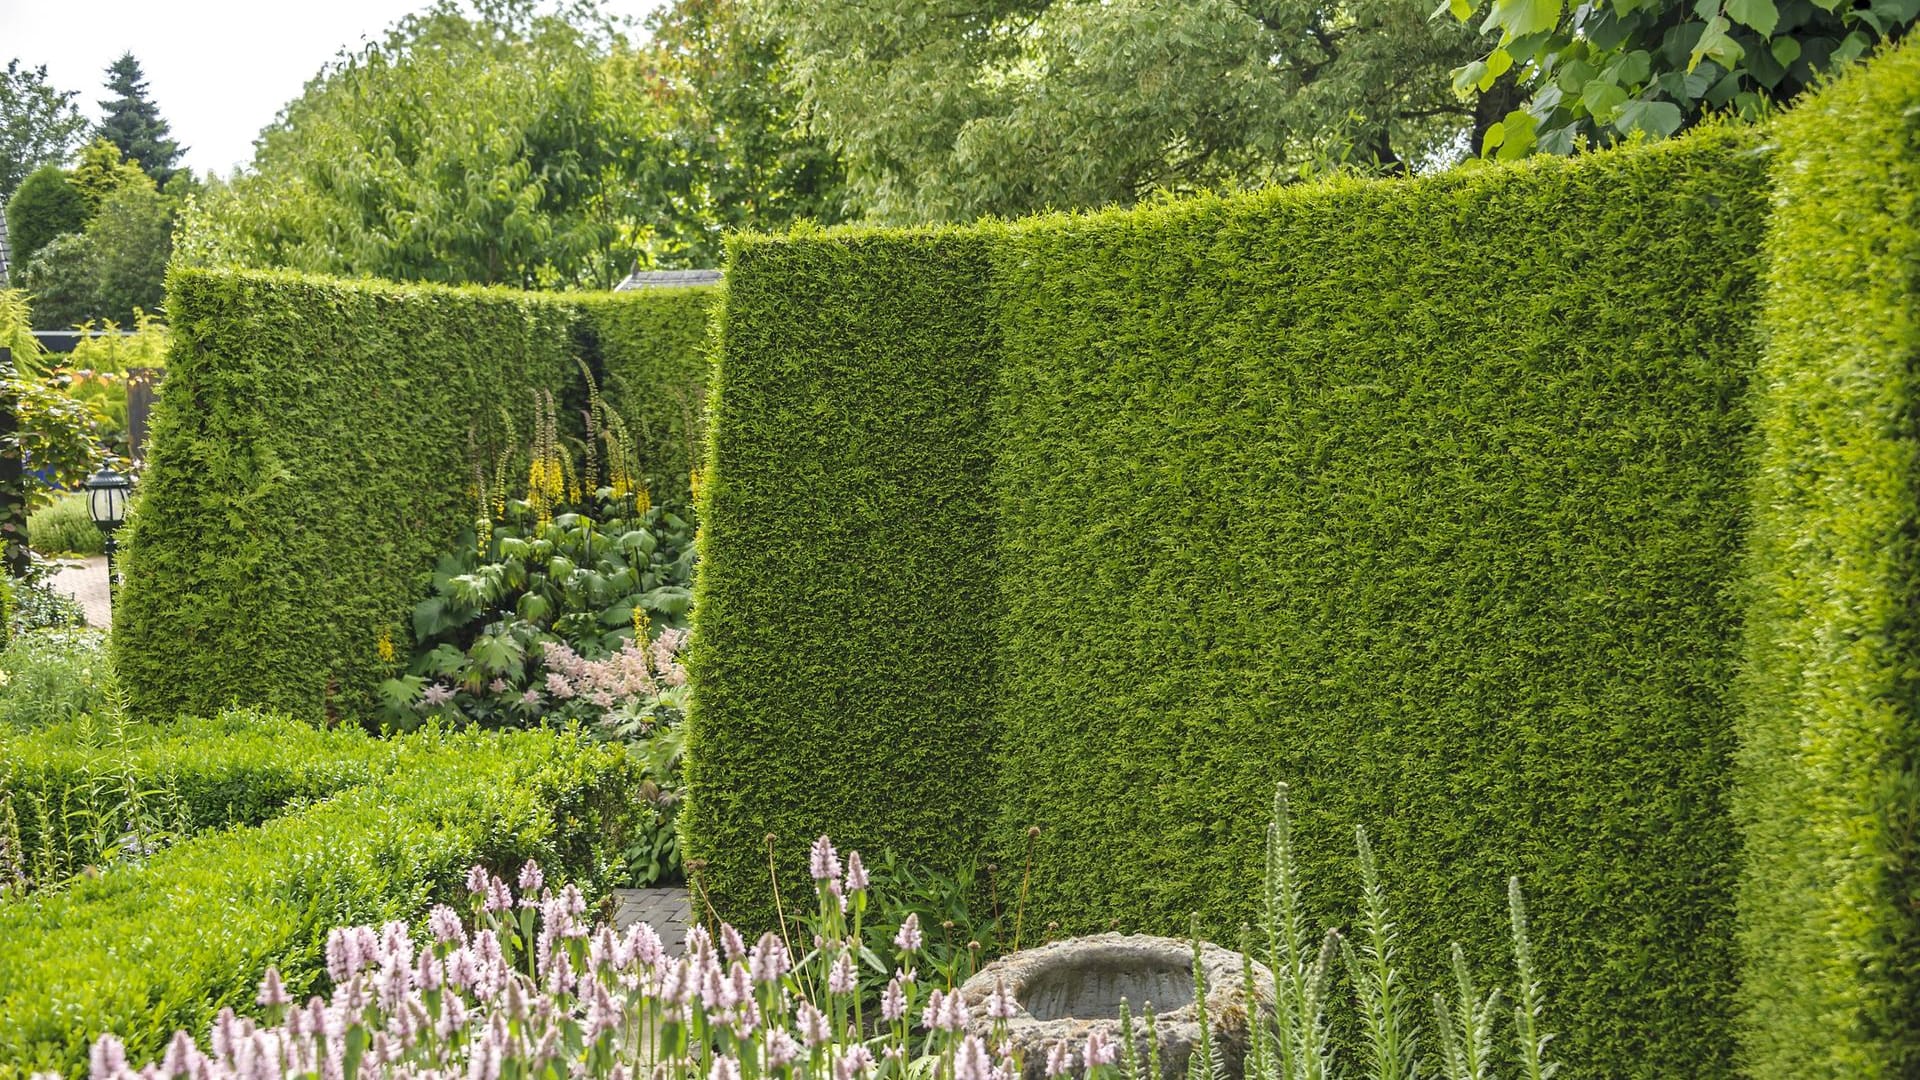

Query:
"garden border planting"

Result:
[[0, 724, 645, 1077]]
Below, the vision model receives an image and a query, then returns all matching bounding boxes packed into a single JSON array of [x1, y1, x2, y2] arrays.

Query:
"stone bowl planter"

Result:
[[958, 934, 1275, 1080]]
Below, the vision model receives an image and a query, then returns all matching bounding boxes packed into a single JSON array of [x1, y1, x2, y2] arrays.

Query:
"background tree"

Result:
[[642, 0, 848, 262], [20, 232, 98, 329], [1450, 0, 1920, 156], [4, 165, 87, 269], [0, 60, 87, 200], [754, 0, 1494, 225], [95, 53, 184, 185], [182, 0, 675, 288]]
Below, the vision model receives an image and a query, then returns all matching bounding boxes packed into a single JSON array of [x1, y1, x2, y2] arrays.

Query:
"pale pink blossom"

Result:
[[895, 912, 923, 953], [810, 835, 841, 881]]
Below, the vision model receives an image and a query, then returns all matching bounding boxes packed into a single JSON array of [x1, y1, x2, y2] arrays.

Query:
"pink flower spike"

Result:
[[709, 1056, 742, 1080], [1044, 1043, 1074, 1079], [986, 977, 1018, 1021], [881, 975, 907, 1022], [828, 948, 858, 995], [88, 1034, 127, 1080], [845, 850, 869, 892], [1085, 1029, 1117, 1068], [955, 1035, 993, 1080], [810, 835, 842, 881], [895, 912, 923, 954], [518, 860, 544, 895], [255, 967, 290, 1009]]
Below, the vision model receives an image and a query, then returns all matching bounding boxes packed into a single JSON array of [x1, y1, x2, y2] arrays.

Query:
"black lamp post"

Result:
[[83, 463, 133, 593]]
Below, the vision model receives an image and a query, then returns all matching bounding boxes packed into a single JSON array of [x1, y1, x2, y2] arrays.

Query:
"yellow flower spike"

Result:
[[376, 628, 396, 665]]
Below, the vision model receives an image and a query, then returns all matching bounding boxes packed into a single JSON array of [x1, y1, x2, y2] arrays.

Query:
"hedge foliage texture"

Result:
[[0, 719, 646, 1078], [114, 270, 712, 721], [1734, 42, 1920, 1080], [687, 134, 1772, 1078]]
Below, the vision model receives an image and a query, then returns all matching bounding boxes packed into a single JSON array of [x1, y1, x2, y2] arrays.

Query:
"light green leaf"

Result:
[[1689, 16, 1745, 72], [1453, 60, 1491, 96], [1613, 98, 1685, 136], [1480, 0, 1562, 42], [1582, 80, 1630, 118], [1725, 0, 1779, 33], [1770, 36, 1801, 66]]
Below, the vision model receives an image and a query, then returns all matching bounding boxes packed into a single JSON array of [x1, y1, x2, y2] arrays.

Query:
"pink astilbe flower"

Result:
[[420, 683, 456, 707]]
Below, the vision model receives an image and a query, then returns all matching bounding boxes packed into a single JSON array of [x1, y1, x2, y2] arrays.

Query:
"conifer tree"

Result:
[[95, 54, 182, 185]]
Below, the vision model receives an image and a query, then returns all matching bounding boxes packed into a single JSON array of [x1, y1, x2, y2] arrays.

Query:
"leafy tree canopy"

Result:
[[181, 0, 675, 288], [754, 0, 1496, 224], [642, 0, 850, 260], [0, 60, 87, 200], [5, 165, 87, 269], [96, 53, 185, 185], [1449, 0, 1920, 156]]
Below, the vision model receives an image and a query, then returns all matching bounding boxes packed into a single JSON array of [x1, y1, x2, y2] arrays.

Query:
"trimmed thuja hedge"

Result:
[[0, 719, 646, 1078], [114, 271, 711, 722], [687, 133, 1773, 1076], [1734, 42, 1920, 1080]]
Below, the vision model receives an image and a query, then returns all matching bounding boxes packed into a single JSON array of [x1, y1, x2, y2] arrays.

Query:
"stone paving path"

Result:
[[48, 556, 112, 628], [613, 887, 694, 952]]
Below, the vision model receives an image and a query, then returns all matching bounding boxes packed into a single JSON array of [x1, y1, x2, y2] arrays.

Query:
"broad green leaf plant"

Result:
[[1444, 0, 1919, 155]]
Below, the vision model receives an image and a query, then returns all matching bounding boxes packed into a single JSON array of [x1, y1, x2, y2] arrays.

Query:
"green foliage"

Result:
[[113, 270, 710, 723], [0, 60, 87, 200], [687, 131, 1770, 1078], [579, 287, 717, 500], [4, 164, 86, 270], [0, 709, 384, 894], [22, 158, 177, 329], [1733, 38, 1920, 1080], [7, 561, 85, 635], [178, 0, 672, 288], [0, 627, 111, 729], [10, 367, 106, 497], [28, 492, 101, 556], [642, 0, 850, 263], [1446, 0, 1920, 156], [759, 0, 1493, 224], [0, 721, 645, 1077], [94, 53, 183, 186], [392, 497, 695, 729]]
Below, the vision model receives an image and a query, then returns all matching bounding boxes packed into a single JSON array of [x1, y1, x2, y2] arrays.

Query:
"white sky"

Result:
[[0, 0, 668, 177]]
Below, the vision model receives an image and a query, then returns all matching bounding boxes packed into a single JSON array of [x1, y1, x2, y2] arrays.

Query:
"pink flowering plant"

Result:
[[77, 839, 1128, 1080]]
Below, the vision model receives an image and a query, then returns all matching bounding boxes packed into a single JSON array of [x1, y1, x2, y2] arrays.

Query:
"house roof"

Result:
[[614, 268, 721, 291]]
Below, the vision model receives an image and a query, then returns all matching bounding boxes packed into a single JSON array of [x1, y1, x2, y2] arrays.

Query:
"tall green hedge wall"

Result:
[[114, 271, 711, 721], [681, 232, 1004, 921], [1734, 43, 1920, 1080], [686, 134, 1771, 1077]]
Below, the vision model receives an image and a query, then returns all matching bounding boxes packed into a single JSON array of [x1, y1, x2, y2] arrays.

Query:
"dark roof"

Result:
[[614, 268, 721, 291]]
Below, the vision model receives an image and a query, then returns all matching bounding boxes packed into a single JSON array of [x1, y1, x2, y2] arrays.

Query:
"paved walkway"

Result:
[[613, 887, 694, 952], [48, 556, 111, 628]]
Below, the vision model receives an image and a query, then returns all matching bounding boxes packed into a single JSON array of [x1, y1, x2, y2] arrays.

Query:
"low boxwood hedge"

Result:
[[0, 724, 645, 1077]]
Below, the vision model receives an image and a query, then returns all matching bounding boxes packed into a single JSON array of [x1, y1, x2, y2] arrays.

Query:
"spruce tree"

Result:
[[95, 54, 182, 185]]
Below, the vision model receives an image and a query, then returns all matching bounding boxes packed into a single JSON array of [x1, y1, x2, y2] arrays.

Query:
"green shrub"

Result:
[[28, 492, 103, 556], [1733, 41, 1920, 1080], [113, 270, 711, 723], [0, 627, 111, 729], [686, 132, 1770, 1078], [0, 725, 645, 1076], [4, 165, 86, 271], [0, 709, 383, 889]]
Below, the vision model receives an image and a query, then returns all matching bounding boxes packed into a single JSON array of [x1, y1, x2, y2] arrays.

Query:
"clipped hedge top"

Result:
[[0, 718, 645, 1077]]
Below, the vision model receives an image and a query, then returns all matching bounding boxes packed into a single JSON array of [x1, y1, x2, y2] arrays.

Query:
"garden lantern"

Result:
[[83, 463, 134, 594]]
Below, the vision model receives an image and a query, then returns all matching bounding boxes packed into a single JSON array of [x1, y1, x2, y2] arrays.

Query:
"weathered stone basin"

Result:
[[959, 934, 1274, 1080]]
